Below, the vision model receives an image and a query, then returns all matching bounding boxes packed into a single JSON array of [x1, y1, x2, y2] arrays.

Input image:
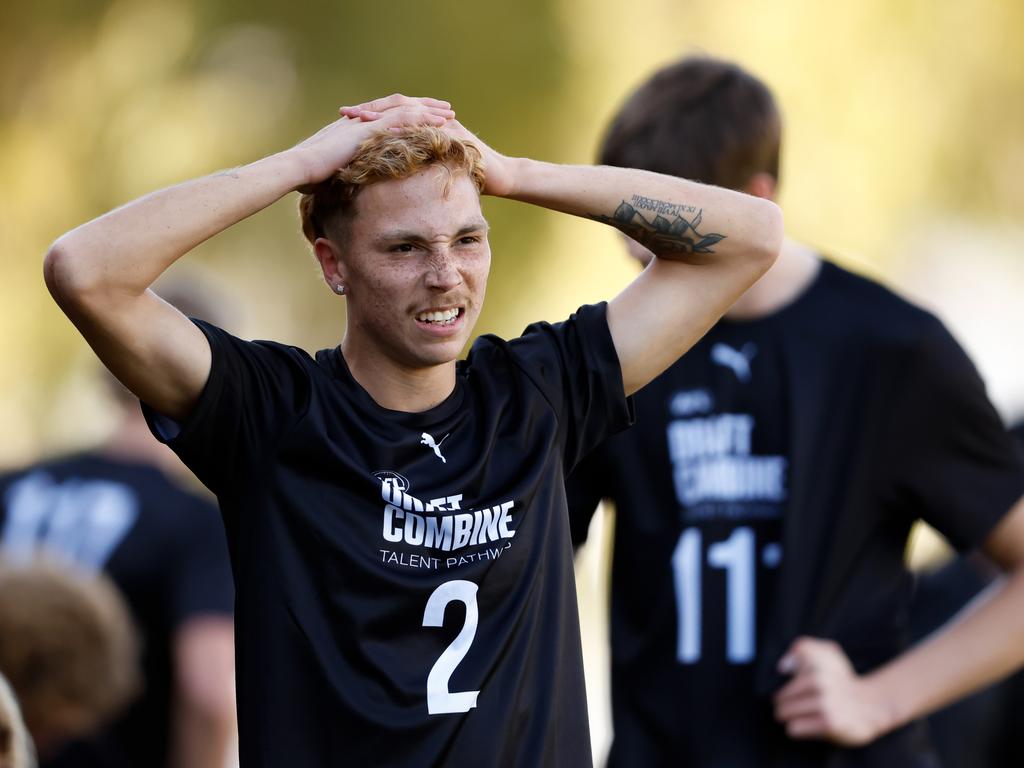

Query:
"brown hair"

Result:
[[298, 126, 485, 246], [600, 56, 781, 192], [0, 561, 141, 741]]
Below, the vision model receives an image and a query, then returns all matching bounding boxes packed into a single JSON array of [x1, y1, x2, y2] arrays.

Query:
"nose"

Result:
[[425, 248, 462, 292]]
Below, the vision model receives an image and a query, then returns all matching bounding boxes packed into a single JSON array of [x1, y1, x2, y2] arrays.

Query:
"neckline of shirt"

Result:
[[717, 256, 833, 331], [319, 345, 467, 428]]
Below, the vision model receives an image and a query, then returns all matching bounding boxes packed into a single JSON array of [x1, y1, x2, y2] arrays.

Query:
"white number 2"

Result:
[[422, 579, 480, 715], [672, 526, 776, 665]]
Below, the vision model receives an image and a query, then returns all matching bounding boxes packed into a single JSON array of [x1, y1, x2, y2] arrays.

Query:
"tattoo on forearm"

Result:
[[590, 197, 726, 254], [629, 194, 698, 218]]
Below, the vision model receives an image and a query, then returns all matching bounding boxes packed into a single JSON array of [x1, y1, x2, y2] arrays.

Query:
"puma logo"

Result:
[[711, 342, 757, 383], [420, 432, 450, 464]]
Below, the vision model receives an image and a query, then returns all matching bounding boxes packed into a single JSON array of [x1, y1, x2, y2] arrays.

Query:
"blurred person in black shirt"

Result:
[[0, 561, 139, 763], [567, 56, 1024, 767], [0, 283, 236, 768], [39, 93, 782, 766]]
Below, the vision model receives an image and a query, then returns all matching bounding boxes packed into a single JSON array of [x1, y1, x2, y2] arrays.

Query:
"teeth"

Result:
[[417, 308, 459, 324]]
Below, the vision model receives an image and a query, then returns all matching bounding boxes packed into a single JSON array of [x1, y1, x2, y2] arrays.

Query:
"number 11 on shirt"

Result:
[[672, 526, 780, 664]]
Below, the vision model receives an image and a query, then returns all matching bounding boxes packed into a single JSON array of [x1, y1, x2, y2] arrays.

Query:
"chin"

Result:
[[414, 340, 466, 367]]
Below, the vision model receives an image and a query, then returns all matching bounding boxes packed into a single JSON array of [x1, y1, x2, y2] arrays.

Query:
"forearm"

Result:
[[171, 698, 235, 768], [171, 618, 236, 768], [44, 150, 307, 303], [867, 568, 1024, 732], [502, 157, 782, 265]]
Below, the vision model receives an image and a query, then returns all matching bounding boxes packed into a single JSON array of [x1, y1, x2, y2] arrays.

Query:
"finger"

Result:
[[774, 673, 819, 704], [355, 93, 413, 112], [341, 107, 456, 126], [778, 637, 813, 674], [342, 94, 451, 115], [378, 108, 449, 128], [779, 638, 832, 676], [774, 692, 823, 722], [785, 715, 829, 740], [412, 96, 452, 110]]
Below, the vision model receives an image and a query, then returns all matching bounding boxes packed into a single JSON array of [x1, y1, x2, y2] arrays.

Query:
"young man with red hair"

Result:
[[43, 94, 782, 766]]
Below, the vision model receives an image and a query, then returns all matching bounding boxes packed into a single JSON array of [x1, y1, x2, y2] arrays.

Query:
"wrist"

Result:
[[266, 148, 322, 193], [860, 669, 908, 739], [496, 156, 540, 200]]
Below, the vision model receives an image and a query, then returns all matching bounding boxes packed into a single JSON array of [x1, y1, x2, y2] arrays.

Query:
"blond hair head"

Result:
[[298, 126, 485, 246]]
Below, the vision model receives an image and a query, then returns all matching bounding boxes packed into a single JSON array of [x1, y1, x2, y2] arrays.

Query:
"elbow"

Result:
[[750, 199, 784, 273], [43, 235, 107, 312]]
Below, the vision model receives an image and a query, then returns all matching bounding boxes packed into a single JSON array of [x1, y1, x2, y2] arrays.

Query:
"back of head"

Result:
[[0, 673, 34, 768], [298, 126, 485, 246], [0, 561, 140, 755], [600, 56, 781, 192]]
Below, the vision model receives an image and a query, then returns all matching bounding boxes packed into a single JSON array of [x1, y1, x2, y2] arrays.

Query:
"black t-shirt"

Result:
[[144, 302, 632, 768], [0, 453, 234, 768], [567, 260, 1024, 767]]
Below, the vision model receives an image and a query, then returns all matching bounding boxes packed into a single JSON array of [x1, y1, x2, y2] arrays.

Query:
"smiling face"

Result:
[[324, 166, 490, 372]]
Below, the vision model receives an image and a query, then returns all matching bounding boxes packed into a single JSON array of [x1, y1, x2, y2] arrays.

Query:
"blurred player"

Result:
[[567, 56, 1024, 766], [0, 282, 236, 768], [41, 93, 782, 765]]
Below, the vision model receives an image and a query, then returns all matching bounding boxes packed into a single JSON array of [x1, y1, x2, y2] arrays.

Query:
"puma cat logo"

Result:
[[711, 342, 757, 383], [420, 432, 450, 464]]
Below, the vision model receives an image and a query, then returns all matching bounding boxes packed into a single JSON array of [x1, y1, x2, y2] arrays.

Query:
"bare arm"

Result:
[[44, 96, 454, 420], [170, 617, 236, 768], [501, 159, 782, 394], [418, 118, 782, 394], [774, 495, 1024, 745]]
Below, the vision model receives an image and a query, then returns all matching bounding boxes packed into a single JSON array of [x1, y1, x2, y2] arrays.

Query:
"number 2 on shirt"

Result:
[[422, 579, 480, 714], [671, 526, 781, 664]]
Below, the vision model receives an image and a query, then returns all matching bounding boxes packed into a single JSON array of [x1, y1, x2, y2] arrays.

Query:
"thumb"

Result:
[[777, 652, 798, 675]]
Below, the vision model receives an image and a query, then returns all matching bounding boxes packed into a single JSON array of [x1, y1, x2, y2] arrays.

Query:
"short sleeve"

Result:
[[142, 319, 313, 495], [888, 318, 1024, 550], [167, 494, 234, 627], [505, 302, 634, 473]]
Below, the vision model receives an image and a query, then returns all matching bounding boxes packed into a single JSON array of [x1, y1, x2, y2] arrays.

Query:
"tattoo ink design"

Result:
[[591, 196, 726, 254]]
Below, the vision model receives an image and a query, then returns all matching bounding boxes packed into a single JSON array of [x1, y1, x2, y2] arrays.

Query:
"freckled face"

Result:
[[340, 168, 490, 370]]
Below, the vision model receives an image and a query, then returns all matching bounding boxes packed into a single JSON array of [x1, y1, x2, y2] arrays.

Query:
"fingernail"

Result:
[[778, 655, 795, 674]]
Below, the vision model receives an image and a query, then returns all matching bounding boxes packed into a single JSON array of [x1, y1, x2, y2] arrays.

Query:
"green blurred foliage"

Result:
[[1, 0, 1022, 464]]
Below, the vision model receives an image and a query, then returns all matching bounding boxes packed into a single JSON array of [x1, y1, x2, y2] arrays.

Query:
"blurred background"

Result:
[[2, 0, 1023, 762]]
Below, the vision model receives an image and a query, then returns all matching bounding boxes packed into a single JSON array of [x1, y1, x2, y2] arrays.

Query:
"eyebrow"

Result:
[[376, 219, 490, 244]]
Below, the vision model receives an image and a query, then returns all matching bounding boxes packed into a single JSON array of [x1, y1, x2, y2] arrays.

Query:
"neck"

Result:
[[724, 238, 821, 320], [341, 337, 457, 413]]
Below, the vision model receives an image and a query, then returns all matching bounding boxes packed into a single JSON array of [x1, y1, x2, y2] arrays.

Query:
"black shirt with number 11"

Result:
[[144, 303, 632, 768], [567, 260, 1024, 767]]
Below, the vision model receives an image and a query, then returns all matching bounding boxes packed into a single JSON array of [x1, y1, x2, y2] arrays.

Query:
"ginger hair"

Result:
[[298, 126, 485, 246]]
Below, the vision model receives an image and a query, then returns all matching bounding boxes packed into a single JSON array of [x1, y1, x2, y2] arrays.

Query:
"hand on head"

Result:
[[338, 96, 517, 198], [292, 94, 456, 192]]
